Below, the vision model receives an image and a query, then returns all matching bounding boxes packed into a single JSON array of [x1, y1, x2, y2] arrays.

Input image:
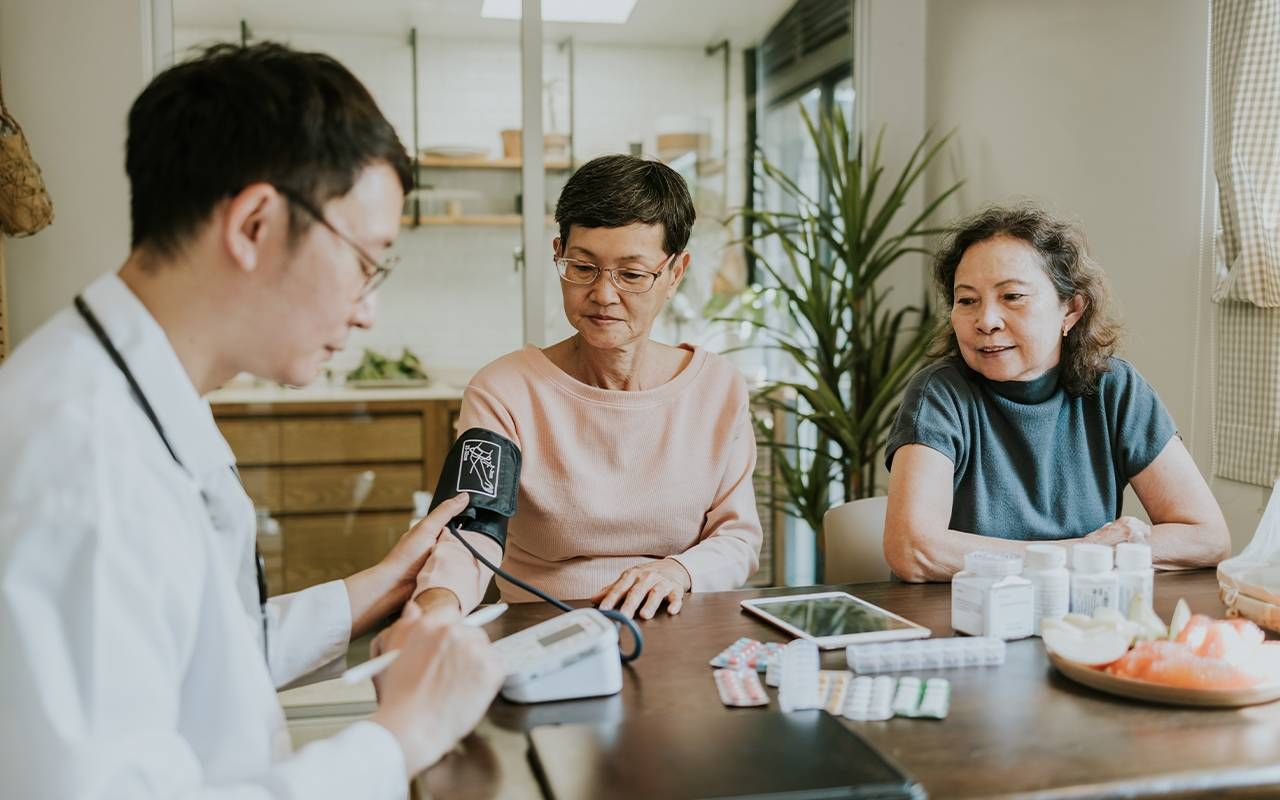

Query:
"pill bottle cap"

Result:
[[1072, 543, 1114, 573], [963, 550, 1023, 577], [1025, 543, 1067, 570], [1115, 541, 1152, 570]]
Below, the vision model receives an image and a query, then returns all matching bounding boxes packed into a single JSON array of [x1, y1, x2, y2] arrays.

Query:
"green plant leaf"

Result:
[[718, 106, 961, 545]]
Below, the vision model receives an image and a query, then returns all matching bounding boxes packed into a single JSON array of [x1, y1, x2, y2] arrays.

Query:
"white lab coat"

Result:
[[0, 274, 406, 799]]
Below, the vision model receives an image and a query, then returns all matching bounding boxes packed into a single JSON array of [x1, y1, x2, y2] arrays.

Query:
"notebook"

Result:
[[527, 709, 925, 800]]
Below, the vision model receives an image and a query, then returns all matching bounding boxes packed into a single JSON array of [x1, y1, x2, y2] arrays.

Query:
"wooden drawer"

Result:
[[239, 466, 282, 511], [424, 399, 462, 484], [281, 512, 410, 593], [281, 415, 422, 464], [221, 419, 281, 465], [280, 464, 423, 513]]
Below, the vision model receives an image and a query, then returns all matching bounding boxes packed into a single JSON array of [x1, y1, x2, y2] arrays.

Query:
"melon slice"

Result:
[[1063, 612, 1104, 629], [1040, 617, 1083, 639], [1093, 608, 1127, 627], [1168, 598, 1192, 641], [1126, 594, 1168, 641], [1043, 626, 1131, 667]]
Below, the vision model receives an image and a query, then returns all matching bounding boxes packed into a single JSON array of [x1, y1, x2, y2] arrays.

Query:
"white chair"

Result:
[[823, 496, 892, 584]]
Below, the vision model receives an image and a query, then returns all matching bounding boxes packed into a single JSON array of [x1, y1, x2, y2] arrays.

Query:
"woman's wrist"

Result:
[[415, 586, 464, 620], [663, 557, 693, 592]]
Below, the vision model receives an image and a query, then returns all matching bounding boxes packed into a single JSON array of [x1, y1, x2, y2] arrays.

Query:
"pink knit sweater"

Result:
[[413, 343, 763, 608]]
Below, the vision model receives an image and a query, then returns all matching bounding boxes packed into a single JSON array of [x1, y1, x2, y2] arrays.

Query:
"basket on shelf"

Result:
[[0, 74, 54, 237]]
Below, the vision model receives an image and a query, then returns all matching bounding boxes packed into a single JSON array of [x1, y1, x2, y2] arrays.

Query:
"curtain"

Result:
[[1213, 0, 1280, 485]]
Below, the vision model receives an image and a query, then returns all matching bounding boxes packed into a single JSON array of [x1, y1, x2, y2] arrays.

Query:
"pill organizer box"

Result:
[[846, 636, 1005, 673]]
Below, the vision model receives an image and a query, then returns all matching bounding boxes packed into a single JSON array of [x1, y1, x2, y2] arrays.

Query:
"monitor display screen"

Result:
[[539, 623, 584, 648]]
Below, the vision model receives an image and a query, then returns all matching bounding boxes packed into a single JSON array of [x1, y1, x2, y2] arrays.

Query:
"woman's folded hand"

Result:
[[1084, 515, 1152, 546], [592, 558, 693, 620]]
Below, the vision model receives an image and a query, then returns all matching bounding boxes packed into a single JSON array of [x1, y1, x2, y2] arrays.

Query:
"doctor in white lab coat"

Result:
[[0, 42, 503, 799]]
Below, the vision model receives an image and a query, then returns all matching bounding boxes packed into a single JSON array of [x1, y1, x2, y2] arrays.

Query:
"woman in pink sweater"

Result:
[[414, 155, 762, 620]]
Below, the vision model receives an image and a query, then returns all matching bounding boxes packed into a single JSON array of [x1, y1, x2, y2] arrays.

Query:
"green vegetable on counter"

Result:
[[346, 348, 429, 383]]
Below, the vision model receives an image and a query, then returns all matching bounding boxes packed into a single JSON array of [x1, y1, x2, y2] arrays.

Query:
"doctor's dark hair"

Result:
[[126, 41, 412, 259], [554, 155, 695, 256], [929, 203, 1121, 395]]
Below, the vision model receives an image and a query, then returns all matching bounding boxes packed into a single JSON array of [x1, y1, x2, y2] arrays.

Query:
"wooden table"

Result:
[[414, 571, 1280, 799]]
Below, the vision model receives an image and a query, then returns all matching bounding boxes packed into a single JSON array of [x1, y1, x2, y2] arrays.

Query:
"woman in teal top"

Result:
[[884, 204, 1230, 582]]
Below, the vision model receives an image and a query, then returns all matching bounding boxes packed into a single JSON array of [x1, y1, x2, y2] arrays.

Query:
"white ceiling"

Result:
[[174, 0, 793, 47]]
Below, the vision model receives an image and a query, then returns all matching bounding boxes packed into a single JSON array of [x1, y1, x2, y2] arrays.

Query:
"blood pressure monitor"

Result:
[[492, 608, 623, 704]]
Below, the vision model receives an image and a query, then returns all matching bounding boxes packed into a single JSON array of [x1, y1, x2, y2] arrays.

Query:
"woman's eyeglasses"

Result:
[[554, 252, 678, 294]]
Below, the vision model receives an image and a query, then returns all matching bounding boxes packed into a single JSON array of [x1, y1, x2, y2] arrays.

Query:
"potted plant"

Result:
[[723, 107, 961, 578]]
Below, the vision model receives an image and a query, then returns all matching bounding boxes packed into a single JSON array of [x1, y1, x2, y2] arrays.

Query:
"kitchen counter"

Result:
[[208, 381, 465, 405]]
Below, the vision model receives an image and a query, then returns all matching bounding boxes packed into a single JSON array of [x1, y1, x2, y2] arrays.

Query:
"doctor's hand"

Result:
[[345, 493, 471, 637], [368, 600, 504, 778], [592, 558, 692, 620], [381, 493, 472, 584], [1083, 516, 1151, 547]]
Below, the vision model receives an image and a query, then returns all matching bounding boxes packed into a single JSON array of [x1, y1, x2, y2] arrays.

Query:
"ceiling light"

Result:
[[481, 0, 637, 24]]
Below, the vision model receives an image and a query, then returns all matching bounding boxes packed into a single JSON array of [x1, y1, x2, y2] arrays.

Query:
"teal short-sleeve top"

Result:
[[884, 356, 1177, 540]]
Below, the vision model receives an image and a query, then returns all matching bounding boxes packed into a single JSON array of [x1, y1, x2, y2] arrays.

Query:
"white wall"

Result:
[[858, 0, 927, 303], [0, 0, 150, 343], [922, 0, 1271, 552], [0, 2, 750, 376], [174, 27, 739, 374]]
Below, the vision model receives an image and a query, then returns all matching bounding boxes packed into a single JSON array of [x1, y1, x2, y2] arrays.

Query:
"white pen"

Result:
[[341, 603, 509, 684]]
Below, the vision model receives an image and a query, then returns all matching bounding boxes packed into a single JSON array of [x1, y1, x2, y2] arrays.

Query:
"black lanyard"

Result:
[[74, 295, 270, 663]]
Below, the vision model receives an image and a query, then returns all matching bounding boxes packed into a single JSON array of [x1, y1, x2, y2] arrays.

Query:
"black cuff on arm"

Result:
[[428, 427, 522, 550]]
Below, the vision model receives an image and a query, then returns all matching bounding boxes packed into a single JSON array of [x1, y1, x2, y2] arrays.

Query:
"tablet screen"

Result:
[[752, 595, 920, 637]]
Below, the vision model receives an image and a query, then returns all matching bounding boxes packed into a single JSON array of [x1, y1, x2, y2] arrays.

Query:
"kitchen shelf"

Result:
[[401, 213, 556, 227], [417, 155, 572, 171]]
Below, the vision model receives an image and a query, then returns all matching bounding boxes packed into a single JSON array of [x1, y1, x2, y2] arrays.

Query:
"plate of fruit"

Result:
[[1043, 599, 1280, 707]]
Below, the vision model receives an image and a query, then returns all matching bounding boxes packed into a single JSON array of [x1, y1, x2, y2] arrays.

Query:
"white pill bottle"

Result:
[[1115, 541, 1154, 614], [951, 551, 1033, 640], [1070, 543, 1118, 615], [1023, 543, 1069, 635]]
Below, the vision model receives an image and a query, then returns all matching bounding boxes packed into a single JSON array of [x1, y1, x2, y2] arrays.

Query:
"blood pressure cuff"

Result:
[[428, 427, 521, 551]]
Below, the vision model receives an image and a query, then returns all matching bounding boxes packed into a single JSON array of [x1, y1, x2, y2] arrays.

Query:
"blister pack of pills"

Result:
[[777, 640, 820, 712], [892, 677, 950, 719], [843, 675, 896, 721], [751, 637, 954, 720], [842, 675, 951, 721], [846, 636, 1005, 673], [709, 637, 785, 672], [764, 652, 783, 687], [713, 668, 769, 707], [817, 670, 850, 716]]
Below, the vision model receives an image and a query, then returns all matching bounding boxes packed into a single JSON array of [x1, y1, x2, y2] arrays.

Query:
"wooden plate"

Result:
[[345, 378, 431, 389], [1047, 650, 1280, 708]]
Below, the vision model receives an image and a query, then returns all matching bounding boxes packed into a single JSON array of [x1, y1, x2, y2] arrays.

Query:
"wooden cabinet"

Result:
[[216, 392, 783, 596], [213, 397, 461, 595]]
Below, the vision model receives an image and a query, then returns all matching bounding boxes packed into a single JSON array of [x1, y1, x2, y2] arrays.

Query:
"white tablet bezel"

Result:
[[740, 591, 931, 650]]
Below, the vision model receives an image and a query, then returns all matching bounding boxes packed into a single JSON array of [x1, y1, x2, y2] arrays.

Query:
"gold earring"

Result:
[[1062, 325, 1070, 338]]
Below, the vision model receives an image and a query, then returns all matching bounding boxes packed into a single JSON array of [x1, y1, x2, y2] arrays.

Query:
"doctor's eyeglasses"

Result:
[[276, 186, 398, 299]]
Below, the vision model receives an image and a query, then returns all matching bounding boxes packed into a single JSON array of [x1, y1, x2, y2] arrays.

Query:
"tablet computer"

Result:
[[741, 591, 931, 649], [528, 709, 925, 800]]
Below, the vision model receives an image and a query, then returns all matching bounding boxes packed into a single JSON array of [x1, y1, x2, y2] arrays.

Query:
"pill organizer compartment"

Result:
[[846, 636, 1006, 674]]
